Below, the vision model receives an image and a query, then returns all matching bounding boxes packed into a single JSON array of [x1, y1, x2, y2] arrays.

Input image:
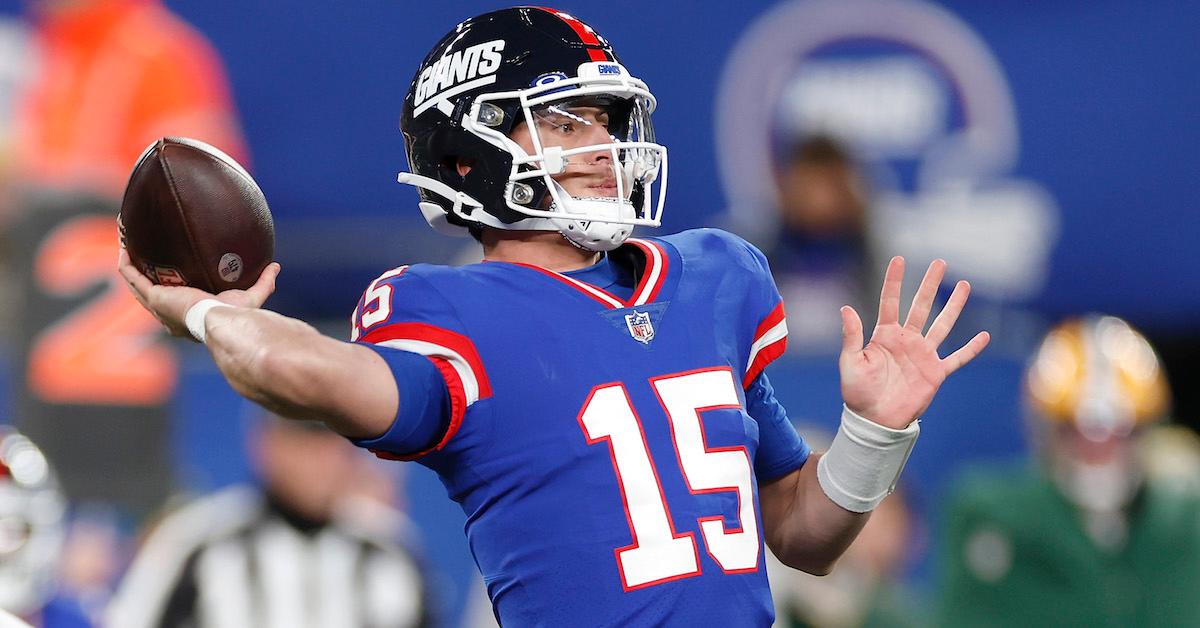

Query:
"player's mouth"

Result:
[[587, 179, 619, 196]]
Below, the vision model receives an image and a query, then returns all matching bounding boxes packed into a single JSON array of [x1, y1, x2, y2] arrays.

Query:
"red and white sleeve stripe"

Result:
[[361, 322, 491, 459], [362, 322, 491, 405], [743, 302, 788, 388]]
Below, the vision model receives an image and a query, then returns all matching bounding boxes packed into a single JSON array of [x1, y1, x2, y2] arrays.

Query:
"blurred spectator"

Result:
[[936, 315, 1200, 626], [768, 427, 925, 628], [1, 0, 249, 517], [0, 426, 88, 627], [3, 0, 246, 207], [105, 415, 435, 628], [0, 14, 30, 182], [766, 135, 875, 353], [49, 507, 125, 626]]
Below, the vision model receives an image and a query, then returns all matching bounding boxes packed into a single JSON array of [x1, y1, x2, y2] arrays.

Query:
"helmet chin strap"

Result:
[[547, 181, 637, 252], [398, 172, 640, 250]]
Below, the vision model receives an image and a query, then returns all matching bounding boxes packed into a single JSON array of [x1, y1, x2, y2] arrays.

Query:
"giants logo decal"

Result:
[[413, 39, 505, 116]]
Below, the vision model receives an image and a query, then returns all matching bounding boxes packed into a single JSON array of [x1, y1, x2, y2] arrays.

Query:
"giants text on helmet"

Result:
[[413, 39, 506, 110]]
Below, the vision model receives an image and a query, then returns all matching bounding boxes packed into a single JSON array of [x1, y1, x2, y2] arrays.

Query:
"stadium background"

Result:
[[0, 0, 1196, 624]]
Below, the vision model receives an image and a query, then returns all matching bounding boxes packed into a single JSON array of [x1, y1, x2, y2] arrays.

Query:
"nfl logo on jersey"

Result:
[[624, 310, 655, 344]]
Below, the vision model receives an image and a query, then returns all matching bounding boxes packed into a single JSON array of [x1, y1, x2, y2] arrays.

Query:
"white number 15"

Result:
[[578, 368, 760, 591]]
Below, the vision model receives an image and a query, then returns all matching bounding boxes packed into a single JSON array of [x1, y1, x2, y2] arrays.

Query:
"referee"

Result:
[[106, 416, 435, 628]]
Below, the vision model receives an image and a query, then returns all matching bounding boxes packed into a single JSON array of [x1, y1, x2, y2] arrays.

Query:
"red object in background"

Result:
[[12, 0, 248, 198], [7, 0, 251, 514]]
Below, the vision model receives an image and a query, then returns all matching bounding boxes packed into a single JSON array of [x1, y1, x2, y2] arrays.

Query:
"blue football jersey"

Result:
[[351, 229, 807, 627]]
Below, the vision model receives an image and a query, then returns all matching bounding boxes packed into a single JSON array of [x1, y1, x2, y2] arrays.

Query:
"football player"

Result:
[[937, 316, 1200, 626], [118, 7, 989, 625], [0, 428, 69, 626]]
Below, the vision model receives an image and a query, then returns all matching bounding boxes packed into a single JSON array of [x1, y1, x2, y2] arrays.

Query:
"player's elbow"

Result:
[[767, 530, 845, 576], [794, 555, 839, 577], [773, 545, 840, 576]]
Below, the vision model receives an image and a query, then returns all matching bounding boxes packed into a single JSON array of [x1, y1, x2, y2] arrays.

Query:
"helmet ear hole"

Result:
[[443, 156, 474, 178]]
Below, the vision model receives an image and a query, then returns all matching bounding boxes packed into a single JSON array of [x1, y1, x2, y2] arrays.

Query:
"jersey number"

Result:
[[29, 215, 177, 405], [578, 368, 759, 590]]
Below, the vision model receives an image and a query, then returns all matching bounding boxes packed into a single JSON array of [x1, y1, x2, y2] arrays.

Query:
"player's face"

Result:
[[257, 422, 356, 520], [510, 104, 620, 199], [1048, 422, 1141, 512]]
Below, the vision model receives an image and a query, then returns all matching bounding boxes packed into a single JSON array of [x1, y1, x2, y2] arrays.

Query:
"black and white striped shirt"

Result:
[[107, 487, 434, 628]]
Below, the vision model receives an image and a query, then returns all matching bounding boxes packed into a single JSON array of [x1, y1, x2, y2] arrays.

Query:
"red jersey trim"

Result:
[[503, 238, 669, 310], [362, 322, 493, 400], [626, 239, 668, 306], [743, 302, 788, 388]]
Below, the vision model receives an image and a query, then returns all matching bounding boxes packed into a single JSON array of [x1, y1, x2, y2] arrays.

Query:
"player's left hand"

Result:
[[118, 248, 280, 340], [838, 256, 990, 430]]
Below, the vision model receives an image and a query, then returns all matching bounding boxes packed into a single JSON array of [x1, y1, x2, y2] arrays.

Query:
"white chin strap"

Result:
[[548, 184, 637, 252], [398, 173, 639, 251]]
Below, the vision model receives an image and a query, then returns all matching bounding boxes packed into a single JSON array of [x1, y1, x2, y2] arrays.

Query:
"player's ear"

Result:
[[456, 157, 473, 177]]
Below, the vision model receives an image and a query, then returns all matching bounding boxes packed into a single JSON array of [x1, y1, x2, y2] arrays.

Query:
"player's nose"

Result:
[[578, 124, 613, 164]]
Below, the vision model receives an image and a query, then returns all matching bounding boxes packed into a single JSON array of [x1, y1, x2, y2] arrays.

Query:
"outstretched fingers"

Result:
[[904, 259, 946, 332], [942, 331, 991, 375], [926, 280, 971, 347], [877, 256, 905, 326], [840, 305, 865, 357]]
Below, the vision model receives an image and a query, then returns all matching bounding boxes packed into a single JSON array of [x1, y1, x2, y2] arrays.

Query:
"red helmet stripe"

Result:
[[533, 7, 612, 62]]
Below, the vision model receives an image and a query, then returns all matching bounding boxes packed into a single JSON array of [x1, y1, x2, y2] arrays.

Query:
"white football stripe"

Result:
[[630, 240, 663, 306], [745, 318, 788, 375], [556, 272, 625, 308], [376, 339, 481, 405]]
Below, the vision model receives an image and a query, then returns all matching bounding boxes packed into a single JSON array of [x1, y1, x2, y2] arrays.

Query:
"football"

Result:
[[119, 137, 274, 293]]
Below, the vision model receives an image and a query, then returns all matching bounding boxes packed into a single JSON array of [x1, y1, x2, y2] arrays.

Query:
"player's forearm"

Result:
[[202, 307, 394, 438], [762, 453, 869, 575], [204, 306, 322, 411]]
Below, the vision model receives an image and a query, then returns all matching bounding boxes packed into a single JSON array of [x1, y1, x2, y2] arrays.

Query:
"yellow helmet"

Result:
[[1025, 315, 1169, 439]]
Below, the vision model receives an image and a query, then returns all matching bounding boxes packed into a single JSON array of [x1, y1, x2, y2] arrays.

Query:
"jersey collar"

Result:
[[505, 238, 669, 309]]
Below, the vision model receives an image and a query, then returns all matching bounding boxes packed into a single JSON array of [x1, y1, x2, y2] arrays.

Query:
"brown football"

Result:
[[119, 137, 274, 293]]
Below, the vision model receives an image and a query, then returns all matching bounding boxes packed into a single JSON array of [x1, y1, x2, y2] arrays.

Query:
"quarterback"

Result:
[[119, 7, 989, 626]]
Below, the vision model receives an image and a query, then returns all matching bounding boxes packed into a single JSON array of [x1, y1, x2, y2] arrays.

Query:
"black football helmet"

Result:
[[398, 7, 667, 251]]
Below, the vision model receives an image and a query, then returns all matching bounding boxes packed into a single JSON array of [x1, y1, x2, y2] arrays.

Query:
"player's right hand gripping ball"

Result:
[[119, 137, 274, 293]]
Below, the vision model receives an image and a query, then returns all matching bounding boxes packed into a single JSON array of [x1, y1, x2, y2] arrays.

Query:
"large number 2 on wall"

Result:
[[578, 368, 759, 591], [29, 215, 177, 405]]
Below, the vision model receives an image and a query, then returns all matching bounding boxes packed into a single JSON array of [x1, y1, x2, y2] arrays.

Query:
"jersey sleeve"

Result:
[[724, 232, 788, 388], [349, 345, 450, 459], [349, 265, 492, 460], [745, 371, 810, 482]]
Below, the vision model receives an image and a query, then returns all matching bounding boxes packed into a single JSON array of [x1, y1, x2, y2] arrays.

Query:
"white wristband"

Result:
[[817, 405, 920, 513], [184, 299, 229, 343]]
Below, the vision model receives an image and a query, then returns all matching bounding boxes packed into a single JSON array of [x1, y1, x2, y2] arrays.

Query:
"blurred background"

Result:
[[0, 0, 1196, 626]]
